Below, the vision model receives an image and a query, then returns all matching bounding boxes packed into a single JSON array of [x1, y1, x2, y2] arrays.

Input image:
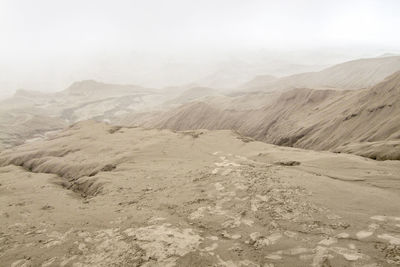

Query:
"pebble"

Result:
[[348, 243, 356, 250], [265, 254, 282, 260], [318, 237, 338, 246], [356, 230, 373, 239], [214, 183, 225, 191], [377, 233, 400, 245], [336, 232, 350, 239], [370, 215, 386, 222], [330, 247, 365, 262]]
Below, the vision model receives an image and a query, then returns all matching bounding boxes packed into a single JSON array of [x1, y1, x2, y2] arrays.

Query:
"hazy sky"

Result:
[[1, 0, 399, 95]]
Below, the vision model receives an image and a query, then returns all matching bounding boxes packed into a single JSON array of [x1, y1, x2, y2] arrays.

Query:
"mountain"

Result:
[[0, 80, 168, 148], [0, 111, 66, 149], [1, 120, 400, 266], [242, 56, 400, 92], [198, 63, 327, 89], [61, 80, 154, 99], [239, 74, 277, 89], [1, 57, 400, 159], [164, 86, 222, 106], [136, 71, 400, 160]]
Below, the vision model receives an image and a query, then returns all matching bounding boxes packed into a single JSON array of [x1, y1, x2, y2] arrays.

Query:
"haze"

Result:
[[2, 1, 400, 266], [1, 0, 400, 96]]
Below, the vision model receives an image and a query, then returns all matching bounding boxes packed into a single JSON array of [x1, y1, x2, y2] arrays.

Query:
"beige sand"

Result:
[[1, 121, 399, 266]]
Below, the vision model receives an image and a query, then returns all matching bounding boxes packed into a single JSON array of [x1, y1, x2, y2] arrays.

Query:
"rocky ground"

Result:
[[0, 121, 400, 266]]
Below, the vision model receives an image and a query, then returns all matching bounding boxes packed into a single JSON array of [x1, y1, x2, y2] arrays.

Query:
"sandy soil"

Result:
[[0, 122, 400, 266], [0, 121, 400, 266]]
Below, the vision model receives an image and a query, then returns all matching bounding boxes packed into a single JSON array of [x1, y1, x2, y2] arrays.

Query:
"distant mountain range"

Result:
[[129, 56, 400, 160], [241, 56, 400, 92], [1, 55, 400, 160]]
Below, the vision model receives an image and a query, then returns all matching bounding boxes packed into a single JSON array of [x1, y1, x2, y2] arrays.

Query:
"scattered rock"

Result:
[[274, 161, 301, 166], [108, 126, 122, 134], [377, 233, 400, 245], [356, 230, 373, 239], [318, 237, 338, 246], [41, 205, 54, 210]]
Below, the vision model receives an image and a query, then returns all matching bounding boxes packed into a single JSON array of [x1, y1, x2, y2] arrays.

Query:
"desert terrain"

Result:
[[1, 50, 400, 267], [125, 62, 400, 161], [3, 0, 400, 265], [0, 121, 400, 267], [2, 55, 400, 156]]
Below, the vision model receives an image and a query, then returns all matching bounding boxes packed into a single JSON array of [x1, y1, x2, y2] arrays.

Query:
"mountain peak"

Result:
[[65, 80, 106, 92]]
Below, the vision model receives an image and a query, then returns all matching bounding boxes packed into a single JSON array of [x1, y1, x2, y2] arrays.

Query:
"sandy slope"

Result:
[[242, 56, 400, 92], [0, 121, 400, 266], [136, 71, 400, 160], [334, 140, 400, 161]]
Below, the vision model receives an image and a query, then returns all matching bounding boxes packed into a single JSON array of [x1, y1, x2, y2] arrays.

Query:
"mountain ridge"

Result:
[[133, 71, 400, 160], [242, 55, 400, 92]]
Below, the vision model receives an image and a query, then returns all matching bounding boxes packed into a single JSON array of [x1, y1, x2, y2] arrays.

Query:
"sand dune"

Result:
[[1, 121, 400, 266]]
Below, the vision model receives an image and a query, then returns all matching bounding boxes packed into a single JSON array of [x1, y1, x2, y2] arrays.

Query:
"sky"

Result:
[[0, 0, 399, 96]]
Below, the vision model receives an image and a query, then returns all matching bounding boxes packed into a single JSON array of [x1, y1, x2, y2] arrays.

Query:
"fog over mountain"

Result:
[[1, 1, 400, 266], [1, 0, 400, 97]]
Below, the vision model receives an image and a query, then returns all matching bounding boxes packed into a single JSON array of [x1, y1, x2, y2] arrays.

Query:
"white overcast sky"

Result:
[[0, 0, 399, 94]]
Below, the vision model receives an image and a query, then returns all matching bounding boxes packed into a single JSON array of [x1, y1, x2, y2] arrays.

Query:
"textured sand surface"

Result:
[[1, 121, 400, 266]]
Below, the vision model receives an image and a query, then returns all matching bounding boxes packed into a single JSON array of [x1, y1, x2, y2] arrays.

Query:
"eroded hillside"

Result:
[[0, 80, 172, 149], [2, 56, 400, 160], [136, 71, 400, 160]]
